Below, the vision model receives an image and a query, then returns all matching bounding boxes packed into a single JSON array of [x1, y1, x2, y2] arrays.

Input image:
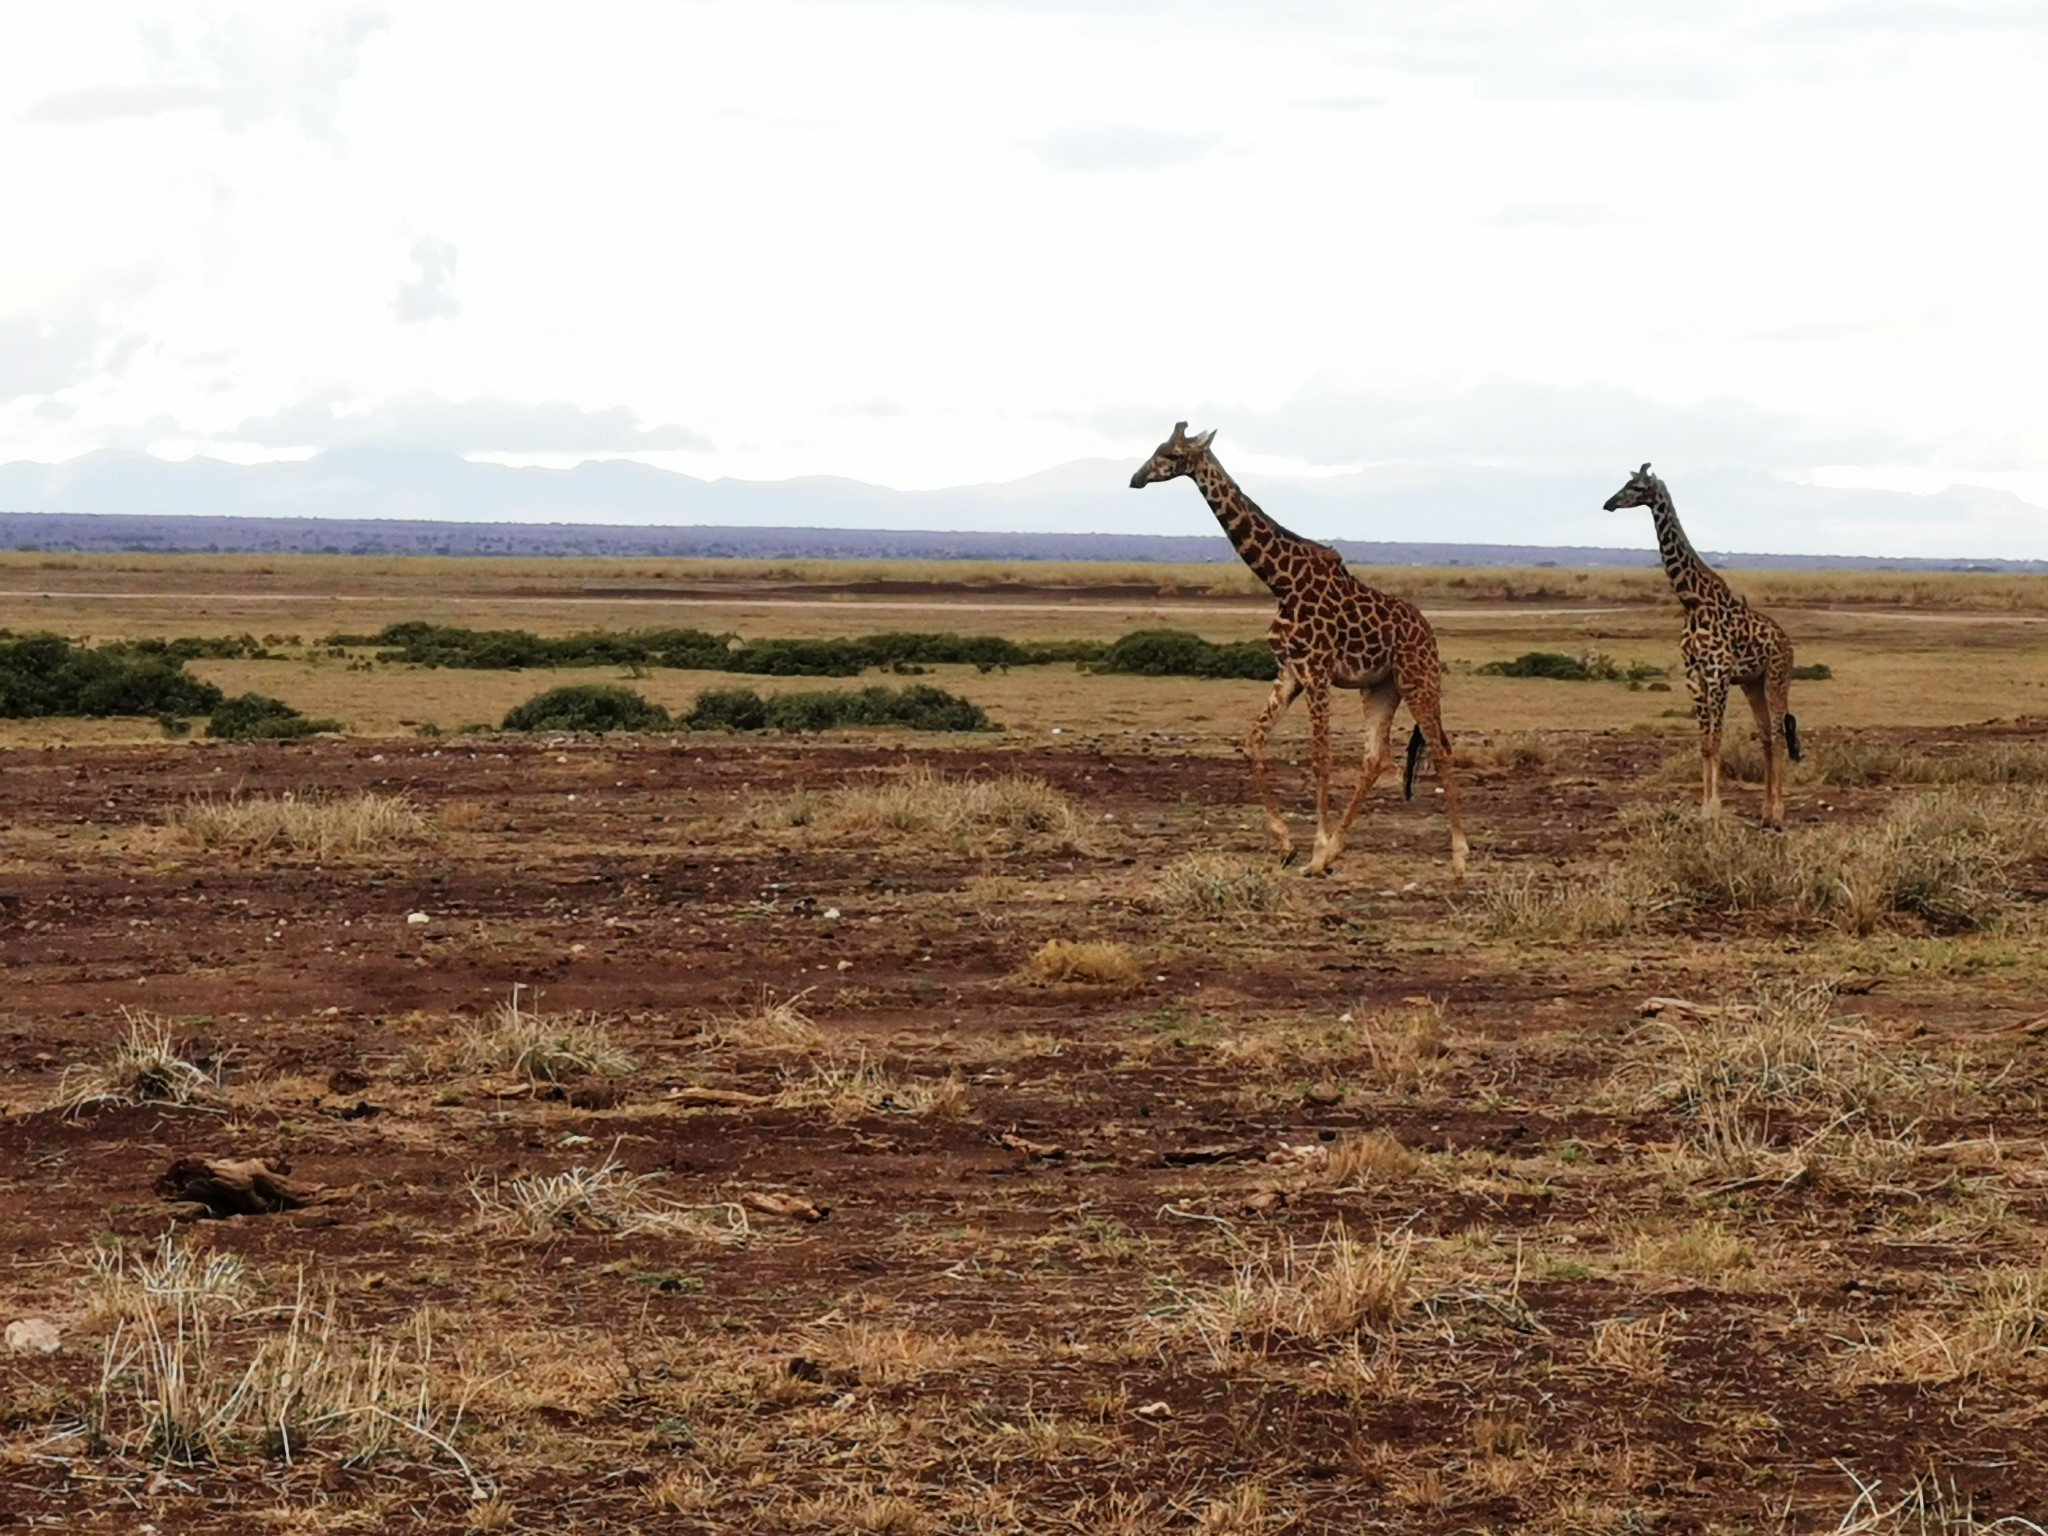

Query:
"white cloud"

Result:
[[394, 238, 458, 324], [0, 312, 143, 401], [1107, 378, 1923, 474], [232, 392, 711, 454], [1031, 125, 1222, 172], [20, 9, 387, 142]]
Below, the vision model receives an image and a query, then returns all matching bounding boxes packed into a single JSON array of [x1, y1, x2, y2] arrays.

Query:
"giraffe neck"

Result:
[[1648, 483, 1731, 610], [1189, 457, 1313, 595]]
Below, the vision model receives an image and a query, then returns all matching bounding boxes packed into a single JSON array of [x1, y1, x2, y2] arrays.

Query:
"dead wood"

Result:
[[154, 1156, 339, 1218]]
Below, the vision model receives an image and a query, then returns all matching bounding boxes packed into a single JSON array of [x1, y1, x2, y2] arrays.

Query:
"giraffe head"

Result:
[[1128, 421, 1217, 488], [1603, 462, 1663, 512]]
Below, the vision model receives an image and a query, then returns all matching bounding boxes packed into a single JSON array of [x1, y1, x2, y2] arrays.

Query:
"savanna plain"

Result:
[[3, 552, 2048, 1534]]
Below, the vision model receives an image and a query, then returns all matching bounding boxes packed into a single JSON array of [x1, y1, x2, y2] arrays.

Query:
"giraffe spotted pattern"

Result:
[[1604, 462, 1800, 826], [1130, 422, 1469, 877]]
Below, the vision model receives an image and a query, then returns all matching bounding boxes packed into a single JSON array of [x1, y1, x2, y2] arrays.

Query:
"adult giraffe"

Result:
[[1604, 462, 1800, 826], [1130, 422, 1468, 877]]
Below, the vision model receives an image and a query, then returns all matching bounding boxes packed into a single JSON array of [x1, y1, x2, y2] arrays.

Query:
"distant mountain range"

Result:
[[2, 448, 2044, 570]]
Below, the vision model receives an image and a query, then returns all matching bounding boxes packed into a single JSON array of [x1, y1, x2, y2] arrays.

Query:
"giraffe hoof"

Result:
[[1278, 849, 1299, 869]]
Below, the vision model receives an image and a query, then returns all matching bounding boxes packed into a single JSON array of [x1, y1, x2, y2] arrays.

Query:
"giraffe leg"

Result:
[[1243, 670, 1303, 864], [1690, 671, 1728, 818], [1765, 670, 1794, 826], [1309, 682, 1397, 876], [1741, 680, 1781, 829], [1301, 676, 1336, 876], [1408, 691, 1469, 878]]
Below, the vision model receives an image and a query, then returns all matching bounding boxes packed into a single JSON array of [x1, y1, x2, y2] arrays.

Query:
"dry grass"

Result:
[[456, 991, 635, 1081], [1617, 788, 2048, 933], [57, 1010, 221, 1114], [469, 1159, 746, 1242], [1459, 731, 1557, 771], [774, 1052, 968, 1123], [1356, 999, 1453, 1095], [79, 1238, 459, 1478], [1322, 1131, 1422, 1188], [1022, 938, 1142, 986], [1462, 868, 1646, 942], [1586, 1313, 1670, 1379], [761, 767, 1080, 848], [1848, 1263, 2048, 1384], [1177, 1228, 1415, 1363], [1615, 981, 1960, 1177], [1153, 853, 1290, 917], [84, 1233, 251, 1323], [1812, 736, 2048, 787], [710, 986, 826, 1051], [166, 790, 433, 857]]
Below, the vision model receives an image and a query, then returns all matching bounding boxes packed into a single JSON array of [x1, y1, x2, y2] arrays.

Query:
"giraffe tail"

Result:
[[1784, 713, 1801, 763], [1402, 724, 1426, 801]]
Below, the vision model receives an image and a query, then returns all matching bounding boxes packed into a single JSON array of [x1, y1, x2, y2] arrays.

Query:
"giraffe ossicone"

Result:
[[1129, 422, 1469, 878]]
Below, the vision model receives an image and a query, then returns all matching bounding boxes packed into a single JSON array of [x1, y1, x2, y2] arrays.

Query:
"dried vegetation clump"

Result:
[[711, 986, 826, 1051], [470, 1159, 746, 1242], [167, 790, 433, 857], [76, 1236, 460, 1478], [774, 1052, 968, 1123], [1176, 1229, 1415, 1364], [759, 767, 1081, 850], [1473, 786, 2048, 940], [1021, 938, 1142, 986], [1613, 982, 1971, 1179], [456, 991, 635, 1081], [57, 1010, 221, 1114], [1153, 852, 1289, 917]]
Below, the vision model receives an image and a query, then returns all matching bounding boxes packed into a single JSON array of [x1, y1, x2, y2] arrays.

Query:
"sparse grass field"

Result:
[[2, 553, 2047, 1531]]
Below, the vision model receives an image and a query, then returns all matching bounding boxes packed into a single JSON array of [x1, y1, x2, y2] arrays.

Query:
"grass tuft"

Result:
[[1178, 1228, 1414, 1363], [470, 1159, 745, 1241], [763, 767, 1080, 849], [1154, 853, 1289, 917], [458, 990, 635, 1082], [57, 1010, 221, 1114], [168, 790, 433, 857], [1023, 938, 1141, 986]]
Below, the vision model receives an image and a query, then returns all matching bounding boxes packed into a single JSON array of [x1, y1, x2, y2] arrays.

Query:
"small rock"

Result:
[[406, 911, 430, 926], [822, 907, 840, 920], [6, 1318, 59, 1355], [1134, 1400, 1174, 1419]]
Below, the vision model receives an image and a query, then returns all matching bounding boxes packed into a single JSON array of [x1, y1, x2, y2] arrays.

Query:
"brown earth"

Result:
[[1, 726, 2044, 1533]]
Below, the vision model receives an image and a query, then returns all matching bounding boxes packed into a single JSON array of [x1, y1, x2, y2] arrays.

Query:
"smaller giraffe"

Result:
[[1604, 463, 1800, 826], [1130, 422, 1468, 876]]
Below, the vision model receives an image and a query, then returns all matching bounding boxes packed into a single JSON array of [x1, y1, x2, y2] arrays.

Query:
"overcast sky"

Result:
[[4, 2, 2047, 551]]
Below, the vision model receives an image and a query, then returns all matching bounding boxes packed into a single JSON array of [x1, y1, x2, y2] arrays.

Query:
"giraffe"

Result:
[[1129, 422, 1468, 877], [1603, 463, 1800, 826]]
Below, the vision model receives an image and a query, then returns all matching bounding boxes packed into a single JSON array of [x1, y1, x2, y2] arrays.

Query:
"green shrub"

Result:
[[206, 693, 341, 740], [105, 634, 273, 662], [1092, 629, 1278, 680], [501, 685, 673, 733], [1478, 651, 1666, 682], [329, 622, 1106, 678], [1792, 662, 1833, 681], [683, 684, 991, 733], [0, 631, 226, 719], [681, 688, 770, 731]]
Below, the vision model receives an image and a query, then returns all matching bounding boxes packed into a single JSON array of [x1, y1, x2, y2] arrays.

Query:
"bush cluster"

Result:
[[496, 682, 992, 734], [0, 631, 226, 719], [1477, 650, 1667, 683], [1089, 629, 1278, 680], [683, 684, 991, 733], [206, 693, 342, 740], [501, 685, 675, 733], [332, 622, 1101, 677]]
